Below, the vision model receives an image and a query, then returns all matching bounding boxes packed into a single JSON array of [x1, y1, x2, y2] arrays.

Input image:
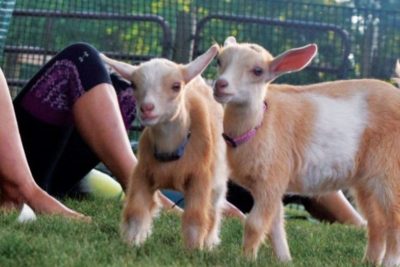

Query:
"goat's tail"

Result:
[[392, 60, 400, 87]]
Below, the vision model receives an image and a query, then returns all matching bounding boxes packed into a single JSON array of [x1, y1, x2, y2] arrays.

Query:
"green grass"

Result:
[[0, 198, 368, 267]]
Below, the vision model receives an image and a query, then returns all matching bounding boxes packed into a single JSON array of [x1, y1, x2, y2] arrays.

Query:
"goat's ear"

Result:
[[100, 53, 138, 81], [182, 44, 218, 83], [266, 44, 317, 81], [224, 36, 237, 47]]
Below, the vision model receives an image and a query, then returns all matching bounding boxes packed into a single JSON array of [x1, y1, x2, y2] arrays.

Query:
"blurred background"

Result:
[[0, 0, 399, 103]]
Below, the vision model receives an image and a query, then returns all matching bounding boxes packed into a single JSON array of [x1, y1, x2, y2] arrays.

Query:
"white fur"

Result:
[[268, 204, 291, 262], [122, 217, 153, 246], [383, 252, 400, 267], [17, 203, 37, 223], [392, 60, 400, 87], [184, 224, 203, 249], [300, 93, 368, 193], [132, 59, 182, 126], [204, 116, 228, 250]]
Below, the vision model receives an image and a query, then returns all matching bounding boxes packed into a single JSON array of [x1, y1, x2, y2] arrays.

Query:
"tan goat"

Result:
[[212, 36, 400, 266], [101, 46, 228, 250]]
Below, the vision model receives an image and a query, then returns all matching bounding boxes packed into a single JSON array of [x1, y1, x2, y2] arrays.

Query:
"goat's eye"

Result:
[[130, 81, 137, 91], [252, 66, 264, 77], [171, 82, 181, 92], [216, 58, 221, 67]]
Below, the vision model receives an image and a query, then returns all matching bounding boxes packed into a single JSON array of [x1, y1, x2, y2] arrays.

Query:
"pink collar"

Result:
[[222, 102, 268, 148]]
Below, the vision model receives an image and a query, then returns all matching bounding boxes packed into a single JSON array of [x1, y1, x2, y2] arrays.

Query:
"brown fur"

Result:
[[123, 79, 225, 249], [103, 46, 228, 250], [214, 38, 400, 266]]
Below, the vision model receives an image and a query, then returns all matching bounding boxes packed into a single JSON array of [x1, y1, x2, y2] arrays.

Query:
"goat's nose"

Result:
[[214, 78, 229, 91], [140, 103, 155, 112]]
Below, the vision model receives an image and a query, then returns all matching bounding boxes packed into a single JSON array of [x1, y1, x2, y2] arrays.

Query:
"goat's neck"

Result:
[[223, 94, 267, 137], [150, 104, 190, 153]]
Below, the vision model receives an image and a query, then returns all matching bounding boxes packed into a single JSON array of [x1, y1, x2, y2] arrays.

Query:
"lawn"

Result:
[[0, 197, 368, 267]]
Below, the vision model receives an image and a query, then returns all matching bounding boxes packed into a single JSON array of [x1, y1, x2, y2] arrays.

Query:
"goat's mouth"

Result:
[[213, 92, 233, 103], [139, 114, 159, 125]]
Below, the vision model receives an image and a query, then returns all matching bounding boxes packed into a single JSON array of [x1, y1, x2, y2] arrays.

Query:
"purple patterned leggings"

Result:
[[13, 43, 136, 196]]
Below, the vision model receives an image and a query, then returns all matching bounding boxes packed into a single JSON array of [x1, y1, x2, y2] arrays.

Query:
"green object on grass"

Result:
[[80, 169, 125, 200]]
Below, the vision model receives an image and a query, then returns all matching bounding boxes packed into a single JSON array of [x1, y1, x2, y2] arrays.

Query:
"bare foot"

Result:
[[157, 193, 246, 222], [222, 200, 246, 222], [27, 187, 91, 222], [310, 192, 366, 227], [157, 191, 183, 215], [1, 183, 90, 222]]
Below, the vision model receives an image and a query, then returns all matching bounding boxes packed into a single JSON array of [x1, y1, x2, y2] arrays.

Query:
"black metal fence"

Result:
[[0, 0, 16, 55], [1, 0, 399, 98]]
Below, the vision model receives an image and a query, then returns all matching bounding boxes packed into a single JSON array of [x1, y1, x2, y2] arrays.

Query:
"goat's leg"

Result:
[[267, 201, 292, 262], [121, 176, 158, 246], [382, 202, 400, 266], [355, 188, 387, 265], [182, 176, 212, 250], [243, 190, 289, 260], [204, 182, 226, 250]]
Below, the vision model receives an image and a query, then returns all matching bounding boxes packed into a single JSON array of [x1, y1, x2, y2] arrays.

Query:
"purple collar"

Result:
[[154, 132, 191, 162], [222, 102, 268, 148]]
